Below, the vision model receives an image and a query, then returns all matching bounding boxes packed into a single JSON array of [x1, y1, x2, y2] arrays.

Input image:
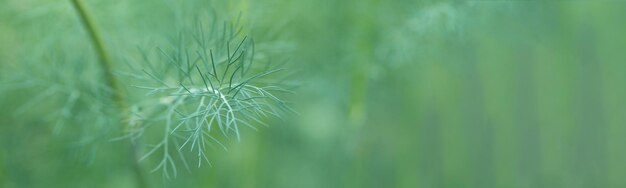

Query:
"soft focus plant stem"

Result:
[[70, 0, 123, 107], [70, 0, 148, 187]]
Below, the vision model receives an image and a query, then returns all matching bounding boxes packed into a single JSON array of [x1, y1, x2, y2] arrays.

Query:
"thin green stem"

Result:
[[70, 0, 148, 187], [70, 0, 123, 108]]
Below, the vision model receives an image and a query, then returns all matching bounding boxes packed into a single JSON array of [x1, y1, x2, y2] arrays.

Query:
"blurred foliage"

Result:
[[2, 0, 626, 187]]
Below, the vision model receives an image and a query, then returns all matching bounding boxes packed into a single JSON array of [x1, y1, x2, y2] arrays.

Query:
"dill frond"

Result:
[[126, 21, 295, 178]]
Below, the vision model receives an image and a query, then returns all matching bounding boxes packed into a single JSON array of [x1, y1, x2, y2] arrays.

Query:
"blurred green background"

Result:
[[2, 0, 626, 187]]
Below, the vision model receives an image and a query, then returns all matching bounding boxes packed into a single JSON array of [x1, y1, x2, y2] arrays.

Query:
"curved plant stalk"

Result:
[[69, 0, 123, 107], [69, 0, 148, 187]]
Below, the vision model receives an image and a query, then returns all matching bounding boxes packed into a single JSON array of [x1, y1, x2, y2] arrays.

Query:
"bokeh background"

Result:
[[2, 0, 626, 187]]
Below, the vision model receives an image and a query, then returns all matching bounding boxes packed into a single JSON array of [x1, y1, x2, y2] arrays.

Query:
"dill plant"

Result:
[[2, 0, 295, 185], [123, 22, 296, 178]]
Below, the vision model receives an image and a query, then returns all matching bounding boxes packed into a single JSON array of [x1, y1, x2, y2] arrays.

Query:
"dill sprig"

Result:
[[125, 21, 295, 178]]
